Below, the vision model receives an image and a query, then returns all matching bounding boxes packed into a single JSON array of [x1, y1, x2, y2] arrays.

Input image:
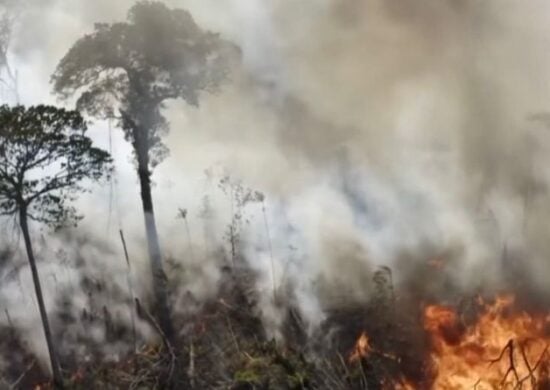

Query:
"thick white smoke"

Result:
[[2, 0, 550, 370]]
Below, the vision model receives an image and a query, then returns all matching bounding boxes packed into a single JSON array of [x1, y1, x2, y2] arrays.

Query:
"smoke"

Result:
[[2, 0, 550, 372], [161, 0, 550, 326]]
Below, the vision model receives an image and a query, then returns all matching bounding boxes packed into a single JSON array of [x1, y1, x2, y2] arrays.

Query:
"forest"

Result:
[[3, 1, 550, 389]]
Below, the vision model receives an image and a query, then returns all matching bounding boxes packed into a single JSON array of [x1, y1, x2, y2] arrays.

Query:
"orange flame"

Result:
[[349, 331, 372, 362], [350, 294, 550, 389], [425, 295, 550, 389]]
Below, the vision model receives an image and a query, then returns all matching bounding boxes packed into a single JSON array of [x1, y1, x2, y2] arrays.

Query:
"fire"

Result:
[[350, 331, 372, 362], [349, 331, 409, 388], [425, 294, 550, 389], [349, 331, 401, 363], [349, 294, 550, 389]]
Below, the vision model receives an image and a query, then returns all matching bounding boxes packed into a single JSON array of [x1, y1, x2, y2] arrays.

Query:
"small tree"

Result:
[[0, 105, 111, 388], [51, 1, 237, 339]]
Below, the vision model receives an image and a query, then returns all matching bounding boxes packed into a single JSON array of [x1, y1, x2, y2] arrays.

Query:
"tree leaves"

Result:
[[0, 104, 112, 228], [51, 0, 239, 171]]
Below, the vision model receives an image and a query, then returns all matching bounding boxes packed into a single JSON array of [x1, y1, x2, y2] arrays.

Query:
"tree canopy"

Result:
[[51, 0, 237, 169], [51, 1, 238, 348], [0, 104, 112, 227]]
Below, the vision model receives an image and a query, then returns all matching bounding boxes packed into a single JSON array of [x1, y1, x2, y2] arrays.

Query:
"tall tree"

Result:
[[51, 1, 237, 338], [0, 105, 112, 388]]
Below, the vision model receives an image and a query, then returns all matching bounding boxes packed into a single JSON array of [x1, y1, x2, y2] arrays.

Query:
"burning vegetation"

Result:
[[348, 293, 550, 389], [3, 231, 550, 389], [338, 255, 550, 390], [424, 295, 550, 389], [2, 0, 550, 389]]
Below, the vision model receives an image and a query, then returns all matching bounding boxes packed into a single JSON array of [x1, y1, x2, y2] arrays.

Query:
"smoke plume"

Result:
[[2, 0, 550, 371]]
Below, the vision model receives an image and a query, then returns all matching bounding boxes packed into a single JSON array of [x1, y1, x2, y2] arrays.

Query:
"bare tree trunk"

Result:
[[19, 207, 64, 389], [137, 166, 174, 341]]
